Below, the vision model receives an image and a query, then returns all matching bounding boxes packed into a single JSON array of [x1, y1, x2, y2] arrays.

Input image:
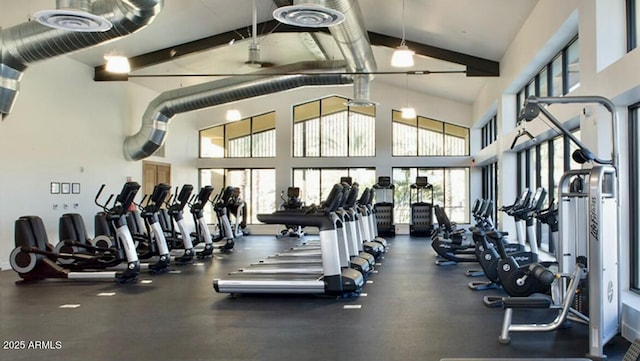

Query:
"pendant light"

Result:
[[401, 73, 416, 119], [104, 54, 130, 73], [226, 109, 242, 122], [391, 0, 415, 68]]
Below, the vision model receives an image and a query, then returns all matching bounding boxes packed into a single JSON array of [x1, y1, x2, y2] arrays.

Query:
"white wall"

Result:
[[0, 56, 198, 269]]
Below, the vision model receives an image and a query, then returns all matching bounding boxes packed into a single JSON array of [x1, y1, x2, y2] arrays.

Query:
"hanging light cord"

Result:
[[405, 73, 409, 107], [400, 0, 407, 47]]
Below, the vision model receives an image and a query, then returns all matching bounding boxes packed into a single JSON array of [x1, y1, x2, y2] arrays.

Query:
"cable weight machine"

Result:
[[497, 95, 620, 360]]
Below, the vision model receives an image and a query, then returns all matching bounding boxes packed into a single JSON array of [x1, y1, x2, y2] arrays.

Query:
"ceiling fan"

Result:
[[244, 0, 275, 68]]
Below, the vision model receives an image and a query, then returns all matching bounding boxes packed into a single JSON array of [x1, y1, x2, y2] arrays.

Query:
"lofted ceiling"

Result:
[[2, 0, 539, 104]]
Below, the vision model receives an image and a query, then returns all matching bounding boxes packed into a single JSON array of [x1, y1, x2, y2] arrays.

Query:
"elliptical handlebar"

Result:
[[94, 184, 114, 212], [94, 182, 141, 216]]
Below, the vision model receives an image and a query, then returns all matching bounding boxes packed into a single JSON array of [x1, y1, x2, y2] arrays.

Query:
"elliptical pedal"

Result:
[[116, 261, 141, 284]]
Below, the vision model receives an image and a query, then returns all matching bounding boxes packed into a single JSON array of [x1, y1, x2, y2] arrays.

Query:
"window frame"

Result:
[[516, 35, 579, 109], [292, 96, 376, 158], [627, 0, 638, 52], [481, 114, 498, 149], [391, 167, 470, 224], [481, 162, 499, 224], [628, 103, 640, 294], [516, 128, 581, 255], [392, 110, 470, 156], [199, 111, 276, 159], [199, 167, 277, 225], [292, 167, 377, 206]]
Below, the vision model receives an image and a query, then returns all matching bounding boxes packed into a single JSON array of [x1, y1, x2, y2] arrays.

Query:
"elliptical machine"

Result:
[[225, 187, 248, 237], [163, 184, 198, 264], [10, 182, 142, 284], [191, 185, 234, 255], [132, 183, 173, 273]]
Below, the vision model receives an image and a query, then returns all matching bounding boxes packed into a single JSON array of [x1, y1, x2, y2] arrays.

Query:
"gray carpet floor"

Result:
[[0, 234, 631, 361]]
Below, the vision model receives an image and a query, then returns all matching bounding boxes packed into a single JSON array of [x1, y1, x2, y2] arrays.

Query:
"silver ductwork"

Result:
[[124, 61, 351, 161], [0, 0, 163, 119], [124, 0, 375, 160], [274, 0, 377, 106]]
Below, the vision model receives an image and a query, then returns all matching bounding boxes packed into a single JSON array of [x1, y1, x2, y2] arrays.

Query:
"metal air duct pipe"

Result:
[[0, 0, 163, 119], [273, 0, 378, 106], [124, 61, 351, 161]]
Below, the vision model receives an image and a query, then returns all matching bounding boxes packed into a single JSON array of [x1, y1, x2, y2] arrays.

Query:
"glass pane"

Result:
[[444, 123, 469, 156], [349, 111, 375, 156], [293, 96, 375, 158], [528, 149, 536, 189], [293, 100, 320, 157], [226, 119, 251, 157], [526, 80, 536, 97], [349, 168, 376, 190], [199, 168, 224, 224], [419, 129, 444, 156], [250, 169, 276, 223], [320, 169, 347, 199], [200, 126, 224, 158], [517, 90, 526, 112], [419, 169, 444, 208], [550, 55, 563, 97], [392, 168, 417, 224], [518, 151, 527, 192], [293, 122, 304, 157], [252, 112, 276, 157], [321, 110, 348, 157], [552, 136, 565, 202], [539, 142, 550, 207], [444, 168, 469, 223], [225, 169, 250, 226], [252, 112, 275, 133], [418, 117, 444, 132], [492, 115, 498, 142], [293, 100, 320, 123], [538, 143, 550, 251], [539, 67, 549, 97], [321, 96, 348, 116], [321, 97, 348, 157], [418, 117, 444, 156], [252, 129, 275, 157], [293, 168, 321, 206], [393, 123, 417, 156], [393, 110, 417, 156], [566, 39, 580, 93], [635, 0, 640, 51]]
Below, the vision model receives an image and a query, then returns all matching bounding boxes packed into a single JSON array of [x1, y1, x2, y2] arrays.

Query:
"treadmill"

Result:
[[213, 184, 364, 296], [244, 183, 371, 277]]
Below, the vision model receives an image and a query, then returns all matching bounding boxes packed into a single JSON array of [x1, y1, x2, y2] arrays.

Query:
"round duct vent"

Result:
[[273, 4, 345, 28], [346, 99, 379, 107], [33, 9, 112, 32]]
